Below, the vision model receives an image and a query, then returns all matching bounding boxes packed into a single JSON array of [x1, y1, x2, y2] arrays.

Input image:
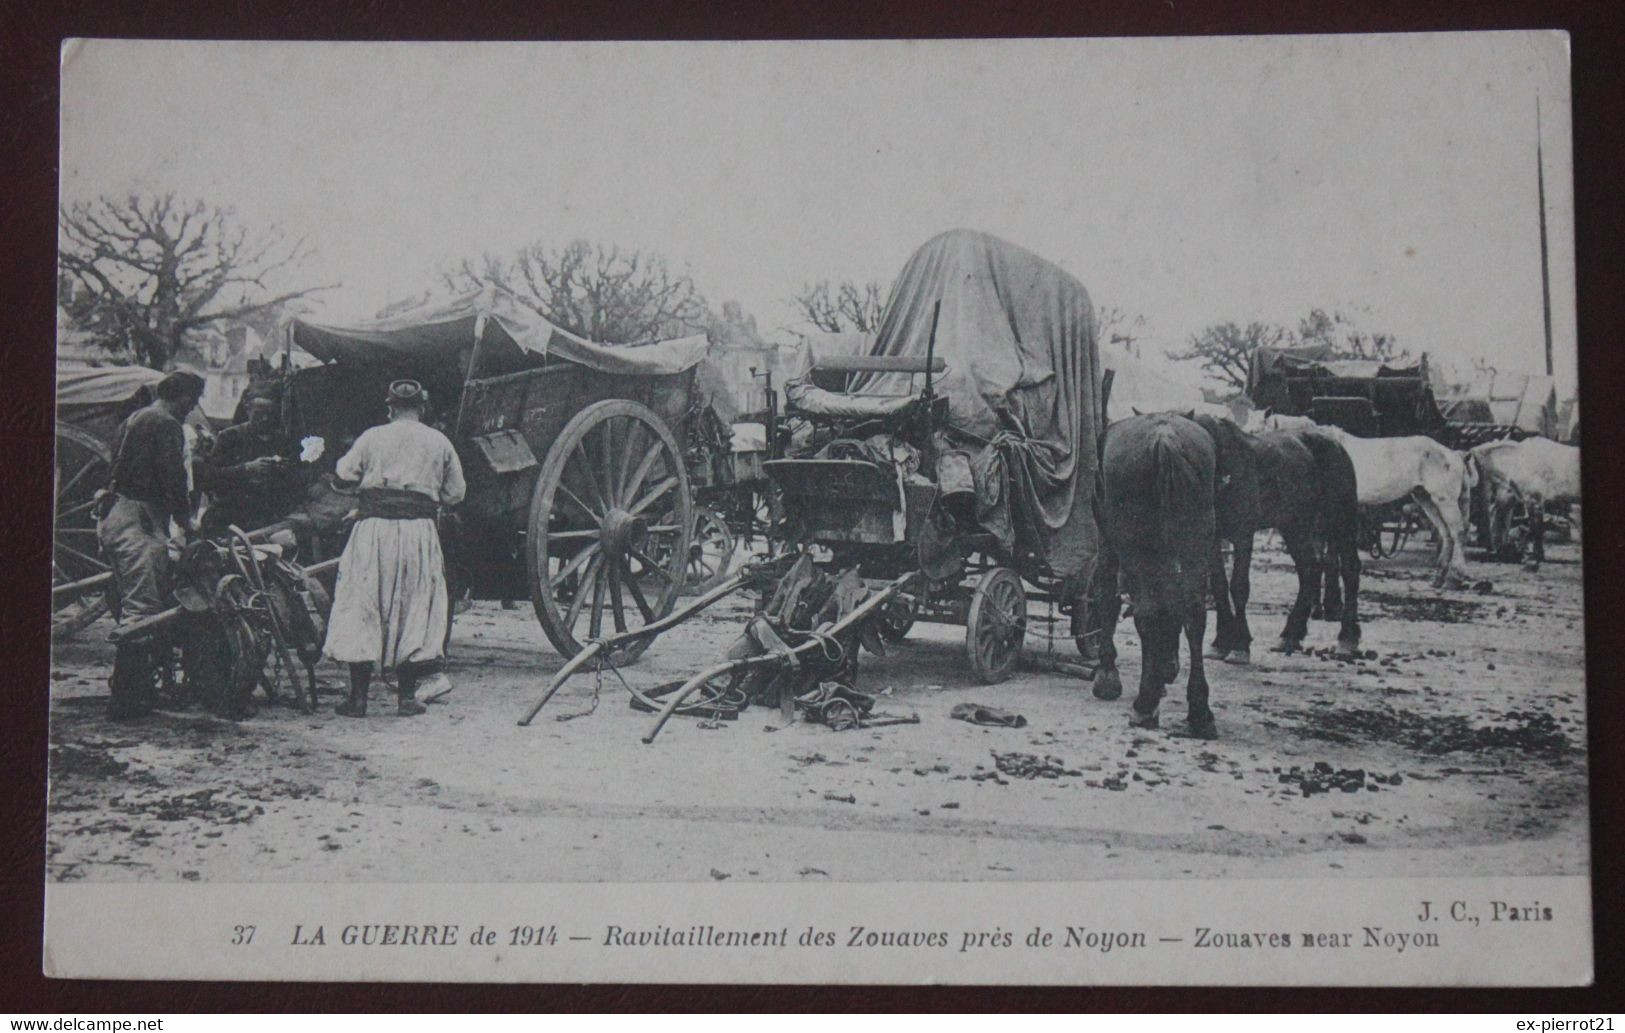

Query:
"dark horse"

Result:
[[1091, 413, 1218, 739], [1193, 414, 1362, 662]]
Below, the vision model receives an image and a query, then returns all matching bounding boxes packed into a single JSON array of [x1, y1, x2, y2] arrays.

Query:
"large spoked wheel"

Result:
[[966, 566, 1026, 684], [683, 506, 737, 595], [527, 399, 693, 662], [53, 423, 112, 639]]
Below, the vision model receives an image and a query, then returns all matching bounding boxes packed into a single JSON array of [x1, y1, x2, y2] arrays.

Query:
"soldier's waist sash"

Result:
[[358, 488, 439, 520]]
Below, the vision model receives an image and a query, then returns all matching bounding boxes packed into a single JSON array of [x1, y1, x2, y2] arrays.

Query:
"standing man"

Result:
[[97, 370, 206, 720], [324, 380, 466, 717], [199, 393, 300, 535]]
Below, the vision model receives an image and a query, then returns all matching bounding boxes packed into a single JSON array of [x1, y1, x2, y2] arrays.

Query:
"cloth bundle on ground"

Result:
[[790, 230, 1104, 581]]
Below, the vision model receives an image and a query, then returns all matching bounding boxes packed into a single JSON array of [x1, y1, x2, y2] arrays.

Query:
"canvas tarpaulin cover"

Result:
[[56, 364, 165, 415], [835, 229, 1104, 581], [290, 285, 709, 379]]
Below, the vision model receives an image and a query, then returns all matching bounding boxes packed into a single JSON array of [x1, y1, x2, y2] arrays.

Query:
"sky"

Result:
[[59, 33, 1577, 395]]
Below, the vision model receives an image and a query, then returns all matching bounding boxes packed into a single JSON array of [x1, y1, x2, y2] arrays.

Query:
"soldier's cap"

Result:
[[386, 379, 429, 407], [156, 370, 207, 403]]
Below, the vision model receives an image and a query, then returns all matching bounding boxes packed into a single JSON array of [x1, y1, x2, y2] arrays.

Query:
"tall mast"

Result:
[[1537, 96, 1554, 378]]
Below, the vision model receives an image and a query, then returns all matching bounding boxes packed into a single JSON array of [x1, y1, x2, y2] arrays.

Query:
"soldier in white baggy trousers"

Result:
[[322, 380, 467, 717]]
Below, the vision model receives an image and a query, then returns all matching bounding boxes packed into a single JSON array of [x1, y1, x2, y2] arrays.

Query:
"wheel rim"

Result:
[[53, 423, 112, 638], [528, 400, 692, 660], [683, 507, 736, 594], [968, 568, 1025, 681]]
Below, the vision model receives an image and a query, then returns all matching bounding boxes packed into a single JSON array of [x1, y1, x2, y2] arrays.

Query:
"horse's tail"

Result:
[[1299, 429, 1360, 540], [1149, 422, 1211, 558]]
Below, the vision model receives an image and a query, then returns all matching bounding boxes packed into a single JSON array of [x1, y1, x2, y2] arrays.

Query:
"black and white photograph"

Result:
[[44, 33, 1589, 984]]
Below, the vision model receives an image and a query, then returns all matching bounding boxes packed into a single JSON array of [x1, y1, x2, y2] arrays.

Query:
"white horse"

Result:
[[1466, 437, 1581, 569], [1247, 411, 1475, 587]]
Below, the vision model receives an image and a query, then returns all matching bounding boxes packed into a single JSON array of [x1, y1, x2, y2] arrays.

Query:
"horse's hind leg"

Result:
[[1320, 537, 1343, 621], [1275, 530, 1320, 654], [1206, 544, 1234, 659], [1129, 611, 1170, 729], [1413, 490, 1461, 588], [1225, 536, 1253, 665], [1182, 599, 1217, 739], [1522, 492, 1546, 570], [1091, 554, 1125, 702], [1335, 533, 1362, 656]]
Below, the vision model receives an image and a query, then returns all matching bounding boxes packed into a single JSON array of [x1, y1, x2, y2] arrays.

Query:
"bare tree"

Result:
[[1096, 305, 1148, 355], [1296, 306, 1408, 364], [447, 240, 709, 343], [58, 195, 330, 369], [787, 279, 886, 335], [1165, 320, 1289, 393]]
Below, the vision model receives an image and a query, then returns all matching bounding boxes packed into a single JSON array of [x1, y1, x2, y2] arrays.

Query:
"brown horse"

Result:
[[1194, 415, 1361, 661], [1092, 413, 1218, 739]]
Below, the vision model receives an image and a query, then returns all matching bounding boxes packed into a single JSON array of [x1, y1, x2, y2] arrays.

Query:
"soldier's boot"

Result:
[[107, 642, 153, 721], [395, 663, 426, 717], [335, 662, 371, 718]]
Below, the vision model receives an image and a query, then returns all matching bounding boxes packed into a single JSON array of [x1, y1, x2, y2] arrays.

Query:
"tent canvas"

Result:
[[289, 285, 708, 380], [808, 229, 1104, 581]]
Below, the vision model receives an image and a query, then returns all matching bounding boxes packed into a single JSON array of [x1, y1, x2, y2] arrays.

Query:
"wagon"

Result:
[[521, 230, 1109, 738], [1246, 346, 1446, 559], [52, 365, 175, 638], [280, 286, 707, 661]]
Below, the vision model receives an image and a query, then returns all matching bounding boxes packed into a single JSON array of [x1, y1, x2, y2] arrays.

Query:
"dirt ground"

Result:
[[47, 538, 1590, 884]]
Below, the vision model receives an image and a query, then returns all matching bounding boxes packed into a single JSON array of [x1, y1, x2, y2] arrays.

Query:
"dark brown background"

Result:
[[3, 0, 1620, 1012]]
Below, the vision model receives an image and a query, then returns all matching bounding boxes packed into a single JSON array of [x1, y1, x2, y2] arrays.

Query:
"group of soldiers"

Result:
[[95, 372, 467, 721]]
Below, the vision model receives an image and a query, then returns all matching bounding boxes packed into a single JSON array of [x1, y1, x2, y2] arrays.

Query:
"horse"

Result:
[[1247, 411, 1475, 588], [1194, 414, 1361, 662], [1092, 412, 1219, 739], [1465, 437, 1581, 569]]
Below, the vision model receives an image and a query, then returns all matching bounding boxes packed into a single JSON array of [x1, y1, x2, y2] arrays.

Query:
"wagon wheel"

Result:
[[966, 567, 1026, 684], [683, 506, 737, 595], [875, 591, 917, 643], [1384, 507, 1416, 556], [53, 423, 112, 639], [1359, 509, 1389, 560], [527, 399, 692, 661]]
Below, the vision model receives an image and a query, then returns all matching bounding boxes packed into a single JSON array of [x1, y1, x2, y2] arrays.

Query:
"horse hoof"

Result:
[[1092, 668, 1123, 701], [1273, 637, 1302, 655], [1184, 717, 1219, 741], [1204, 644, 1227, 660], [1522, 561, 1540, 573], [1129, 709, 1160, 730], [1224, 649, 1251, 666], [1335, 638, 1361, 658]]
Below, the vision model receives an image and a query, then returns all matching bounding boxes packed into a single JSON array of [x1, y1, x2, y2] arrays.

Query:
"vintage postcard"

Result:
[[46, 33, 1588, 985]]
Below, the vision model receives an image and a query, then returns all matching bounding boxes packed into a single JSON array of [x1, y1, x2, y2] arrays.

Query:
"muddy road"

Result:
[[47, 540, 1589, 883]]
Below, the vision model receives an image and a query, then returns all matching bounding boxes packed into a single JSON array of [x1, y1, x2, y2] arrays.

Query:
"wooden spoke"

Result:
[[556, 482, 602, 523], [614, 420, 645, 504], [572, 443, 610, 514], [57, 457, 101, 501], [546, 528, 600, 542], [587, 563, 607, 639], [627, 546, 676, 583], [56, 541, 106, 570], [563, 553, 602, 631], [622, 569, 657, 622], [628, 476, 677, 516], [607, 560, 628, 633], [548, 542, 601, 590], [56, 498, 102, 521], [621, 443, 666, 508]]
